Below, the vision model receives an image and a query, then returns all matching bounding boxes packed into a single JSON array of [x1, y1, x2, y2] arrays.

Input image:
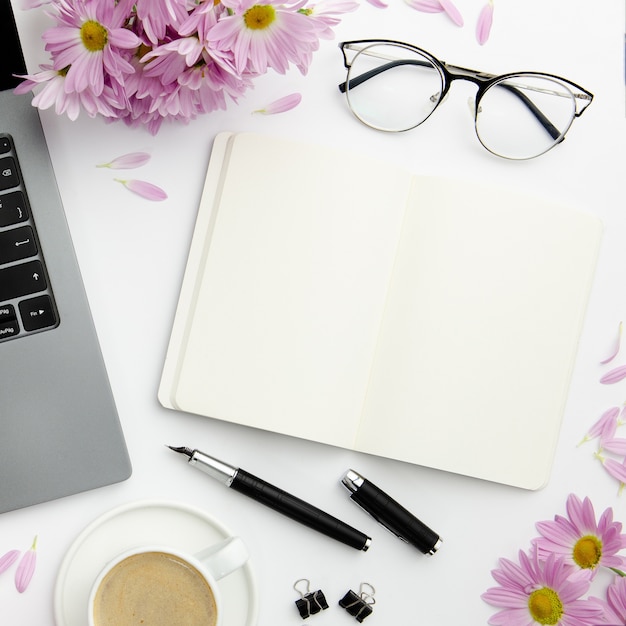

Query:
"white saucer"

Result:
[[53, 499, 259, 626]]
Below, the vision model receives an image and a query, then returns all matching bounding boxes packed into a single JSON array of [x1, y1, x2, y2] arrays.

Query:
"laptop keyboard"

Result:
[[0, 134, 58, 341]]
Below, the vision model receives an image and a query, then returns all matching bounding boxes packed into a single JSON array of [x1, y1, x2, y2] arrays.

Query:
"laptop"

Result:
[[0, 2, 131, 513]]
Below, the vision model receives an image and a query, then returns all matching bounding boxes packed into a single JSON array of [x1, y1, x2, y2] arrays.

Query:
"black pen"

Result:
[[342, 469, 442, 555], [168, 446, 371, 551]]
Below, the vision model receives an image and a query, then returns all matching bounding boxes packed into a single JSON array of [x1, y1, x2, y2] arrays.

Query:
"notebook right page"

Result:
[[355, 176, 603, 489]]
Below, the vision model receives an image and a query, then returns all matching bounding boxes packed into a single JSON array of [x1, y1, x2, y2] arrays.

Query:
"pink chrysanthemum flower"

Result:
[[15, 64, 116, 120], [588, 574, 626, 623], [534, 494, 626, 577], [482, 547, 602, 626], [208, 0, 322, 75], [42, 0, 140, 95]]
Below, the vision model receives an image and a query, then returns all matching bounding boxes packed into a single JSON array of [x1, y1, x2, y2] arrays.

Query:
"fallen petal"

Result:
[[603, 458, 626, 484], [476, 1, 494, 45], [365, 0, 388, 8], [115, 179, 168, 201], [602, 438, 626, 456], [600, 365, 626, 384], [438, 0, 463, 25], [600, 414, 620, 446], [15, 536, 37, 593], [253, 93, 302, 115], [97, 152, 151, 170], [0, 550, 20, 576], [578, 406, 620, 445], [404, 0, 444, 12], [601, 321, 623, 364], [21, 0, 50, 8]]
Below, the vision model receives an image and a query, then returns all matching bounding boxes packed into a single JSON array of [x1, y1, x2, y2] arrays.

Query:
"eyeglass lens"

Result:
[[344, 42, 580, 159], [345, 43, 443, 132], [475, 75, 576, 159]]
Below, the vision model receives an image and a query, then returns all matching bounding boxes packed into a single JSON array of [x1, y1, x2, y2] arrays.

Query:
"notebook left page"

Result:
[[160, 132, 414, 447]]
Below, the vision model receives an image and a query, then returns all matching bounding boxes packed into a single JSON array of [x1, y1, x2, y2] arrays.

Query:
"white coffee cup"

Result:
[[87, 536, 248, 626]]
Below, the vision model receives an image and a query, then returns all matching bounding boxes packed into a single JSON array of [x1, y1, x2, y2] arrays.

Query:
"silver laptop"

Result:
[[0, 2, 131, 513]]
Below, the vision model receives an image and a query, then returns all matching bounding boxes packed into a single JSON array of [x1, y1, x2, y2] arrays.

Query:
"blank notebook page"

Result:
[[357, 176, 602, 489], [171, 133, 413, 446]]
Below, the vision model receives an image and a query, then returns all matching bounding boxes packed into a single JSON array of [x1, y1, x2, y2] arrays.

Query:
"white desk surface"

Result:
[[5, 1, 626, 624]]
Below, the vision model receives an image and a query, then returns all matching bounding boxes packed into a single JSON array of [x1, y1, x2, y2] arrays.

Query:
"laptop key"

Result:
[[0, 156, 19, 191], [0, 260, 46, 302], [0, 303, 19, 338], [0, 191, 28, 226], [0, 226, 37, 264], [19, 295, 57, 331]]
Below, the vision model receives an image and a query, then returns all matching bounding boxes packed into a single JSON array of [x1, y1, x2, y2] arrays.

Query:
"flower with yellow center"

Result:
[[535, 494, 626, 578], [208, 0, 322, 75], [482, 548, 602, 626], [41, 1, 140, 95]]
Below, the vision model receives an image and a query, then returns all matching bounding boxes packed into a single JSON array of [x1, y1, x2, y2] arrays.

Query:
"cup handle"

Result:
[[194, 537, 249, 581]]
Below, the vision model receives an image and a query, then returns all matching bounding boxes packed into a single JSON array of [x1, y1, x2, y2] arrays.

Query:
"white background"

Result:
[[4, 0, 626, 623]]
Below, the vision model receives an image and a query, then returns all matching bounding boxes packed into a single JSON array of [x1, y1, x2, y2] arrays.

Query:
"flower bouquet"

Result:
[[16, 0, 357, 133]]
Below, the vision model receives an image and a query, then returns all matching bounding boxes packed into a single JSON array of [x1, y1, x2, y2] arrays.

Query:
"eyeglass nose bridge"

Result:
[[438, 64, 491, 123], [442, 62, 495, 90]]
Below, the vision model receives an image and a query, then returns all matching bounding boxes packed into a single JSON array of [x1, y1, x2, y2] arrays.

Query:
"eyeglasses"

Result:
[[338, 40, 593, 160]]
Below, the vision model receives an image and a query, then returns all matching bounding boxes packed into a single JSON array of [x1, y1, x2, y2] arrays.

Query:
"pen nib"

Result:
[[167, 445, 194, 458]]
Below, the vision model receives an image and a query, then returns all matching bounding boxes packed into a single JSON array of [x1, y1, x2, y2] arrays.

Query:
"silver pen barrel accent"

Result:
[[189, 449, 238, 486], [342, 469, 364, 492]]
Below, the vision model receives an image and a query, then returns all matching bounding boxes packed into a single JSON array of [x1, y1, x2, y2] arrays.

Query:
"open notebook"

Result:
[[160, 132, 602, 490]]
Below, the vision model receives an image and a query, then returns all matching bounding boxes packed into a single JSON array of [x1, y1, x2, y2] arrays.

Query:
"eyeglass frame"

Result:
[[338, 39, 594, 159]]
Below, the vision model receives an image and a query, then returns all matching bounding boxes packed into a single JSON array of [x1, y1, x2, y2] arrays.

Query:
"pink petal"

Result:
[[404, 0, 444, 12], [602, 438, 626, 456], [438, 0, 463, 25], [0, 550, 20, 575], [20, 0, 50, 8], [365, 0, 388, 8], [97, 152, 151, 170], [115, 178, 168, 201], [253, 93, 302, 115], [601, 321, 623, 364], [579, 406, 621, 445], [600, 365, 626, 384], [15, 537, 37, 593], [476, 1, 494, 45], [600, 413, 620, 446], [603, 458, 626, 483]]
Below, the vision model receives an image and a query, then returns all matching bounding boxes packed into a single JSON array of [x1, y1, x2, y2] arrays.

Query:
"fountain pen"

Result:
[[168, 446, 371, 551]]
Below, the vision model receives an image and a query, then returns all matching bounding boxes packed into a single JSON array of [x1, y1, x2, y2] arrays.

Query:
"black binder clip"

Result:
[[339, 582, 376, 622], [293, 578, 329, 619]]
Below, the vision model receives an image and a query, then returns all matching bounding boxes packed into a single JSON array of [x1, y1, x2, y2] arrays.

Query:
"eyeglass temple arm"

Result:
[[338, 59, 561, 140]]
